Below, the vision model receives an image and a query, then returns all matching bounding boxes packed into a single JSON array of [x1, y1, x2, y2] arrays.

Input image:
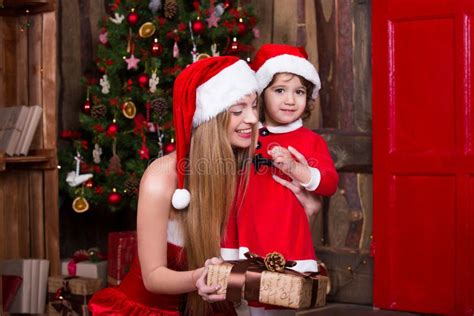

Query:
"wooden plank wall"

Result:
[[57, 0, 105, 132], [0, 11, 60, 274]]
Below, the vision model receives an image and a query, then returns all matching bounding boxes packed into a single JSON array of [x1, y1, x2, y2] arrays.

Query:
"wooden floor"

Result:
[[297, 303, 422, 316], [237, 303, 422, 316]]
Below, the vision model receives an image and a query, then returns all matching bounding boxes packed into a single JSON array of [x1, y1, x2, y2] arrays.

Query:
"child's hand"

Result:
[[195, 257, 225, 303], [268, 146, 297, 175], [269, 146, 312, 186]]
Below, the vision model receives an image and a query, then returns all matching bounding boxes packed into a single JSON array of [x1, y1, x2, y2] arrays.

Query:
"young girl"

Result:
[[89, 56, 260, 315], [238, 44, 339, 315]]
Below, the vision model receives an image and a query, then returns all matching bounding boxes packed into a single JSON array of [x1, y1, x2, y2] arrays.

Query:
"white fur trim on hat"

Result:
[[193, 60, 258, 127], [255, 54, 321, 98], [172, 188, 191, 209]]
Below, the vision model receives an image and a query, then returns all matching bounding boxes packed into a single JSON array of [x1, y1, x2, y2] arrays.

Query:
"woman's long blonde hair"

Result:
[[177, 109, 257, 315]]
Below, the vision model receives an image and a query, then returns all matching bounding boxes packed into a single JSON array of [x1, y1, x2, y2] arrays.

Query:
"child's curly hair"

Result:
[[260, 73, 315, 122]]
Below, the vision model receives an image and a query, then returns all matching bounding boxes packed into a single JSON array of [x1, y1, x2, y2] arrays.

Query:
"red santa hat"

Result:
[[251, 43, 321, 98], [171, 56, 258, 209]]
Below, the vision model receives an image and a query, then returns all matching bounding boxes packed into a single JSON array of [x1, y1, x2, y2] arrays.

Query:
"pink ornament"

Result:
[[99, 31, 108, 44], [252, 27, 260, 39], [206, 13, 220, 28], [125, 54, 140, 70], [173, 41, 179, 58]]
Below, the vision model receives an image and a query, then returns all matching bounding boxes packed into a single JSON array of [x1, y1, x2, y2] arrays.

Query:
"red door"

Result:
[[373, 0, 474, 314]]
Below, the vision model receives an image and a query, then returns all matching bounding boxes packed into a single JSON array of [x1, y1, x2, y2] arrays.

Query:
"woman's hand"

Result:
[[272, 175, 322, 218], [271, 146, 322, 218], [195, 257, 226, 303]]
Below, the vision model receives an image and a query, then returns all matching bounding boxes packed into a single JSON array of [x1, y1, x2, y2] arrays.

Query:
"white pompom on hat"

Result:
[[171, 56, 258, 209], [250, 43, 321, 98]]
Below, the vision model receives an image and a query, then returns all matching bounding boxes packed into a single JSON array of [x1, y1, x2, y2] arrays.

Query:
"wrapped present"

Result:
[[107, 231, 137, 286], [47, 275, 101, 316], [61, 259, 108, 288], [207, 252, 329, 309], [0, 259, 49, 314]]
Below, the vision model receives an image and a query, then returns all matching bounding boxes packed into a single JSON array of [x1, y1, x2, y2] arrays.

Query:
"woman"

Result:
[[89, 56, 259, 315]]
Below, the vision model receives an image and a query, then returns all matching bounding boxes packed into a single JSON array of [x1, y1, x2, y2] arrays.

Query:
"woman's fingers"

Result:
[[204, 257, 223, 267], [196, 262, 226, 303], [272, 175, 302, 195], [288, 146, 308, 165], [198, 283, 225, 302], [196, 268, 225, 303]]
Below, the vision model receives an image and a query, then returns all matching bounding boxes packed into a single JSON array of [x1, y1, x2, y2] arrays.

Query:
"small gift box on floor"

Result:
[[107, 231, 137, 286], [207, 252, 329, 309], [47, 275, 101, 316], [61, 248, 107, 288]]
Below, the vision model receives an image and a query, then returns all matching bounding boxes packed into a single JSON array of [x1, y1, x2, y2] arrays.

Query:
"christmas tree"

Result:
[[59, 0, 258, 213]]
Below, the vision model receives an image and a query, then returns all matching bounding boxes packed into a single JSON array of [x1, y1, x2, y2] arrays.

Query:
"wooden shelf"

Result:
[[0, 149, 57, 172], [0, 0, 55, 16], [0, 7, 60, 275]]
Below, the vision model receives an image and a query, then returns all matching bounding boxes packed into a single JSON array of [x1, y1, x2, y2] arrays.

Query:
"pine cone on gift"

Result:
[[124, 178, 139, 196], [91, 104, 107, 119], [151, 97, 168, 117], [264, 252, 286, 272], [164, 0, 177, 19]]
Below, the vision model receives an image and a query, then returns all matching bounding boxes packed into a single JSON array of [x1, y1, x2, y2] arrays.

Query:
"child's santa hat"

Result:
[[251, 43, 321, 98], [171, 56, 258, 209]]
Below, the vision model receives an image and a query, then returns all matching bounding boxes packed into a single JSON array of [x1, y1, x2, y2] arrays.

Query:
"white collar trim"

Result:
[[264, 119, 303, 134]]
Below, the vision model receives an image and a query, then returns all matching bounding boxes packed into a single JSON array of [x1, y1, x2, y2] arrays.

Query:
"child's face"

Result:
[[227, 92, 258, 148], [263, 73, 307, 127]]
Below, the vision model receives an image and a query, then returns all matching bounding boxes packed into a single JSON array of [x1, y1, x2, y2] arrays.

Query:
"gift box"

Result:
[[107, 231, 137, 286], [207, 253, 328, 309], [0, 259, 49, 314], [47, 275, 101, 316], [61, 259, 108, 288]]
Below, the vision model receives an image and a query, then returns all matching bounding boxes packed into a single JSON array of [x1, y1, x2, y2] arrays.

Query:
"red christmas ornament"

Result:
[[107, 190, 122, 205], [192, 19, 206, 35], [230, 37, 240, 52], [164, 142, 176, 154], [127, 79, 134, 89], [237, 21, 247, 35], [137, 73, 149, 87], [127, 9, 139, 25], [95, 186, 104, 194], [151, 38, 163, 56], [106, 122, 119, 137], [138, 144, 150, 160], [82, 99, 92, 114], [85, 179, 94, 188]]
